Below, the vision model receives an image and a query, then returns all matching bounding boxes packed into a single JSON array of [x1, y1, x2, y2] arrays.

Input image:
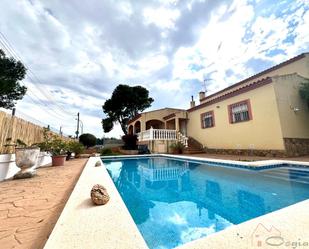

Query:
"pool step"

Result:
[[261, 169, 309, 184]]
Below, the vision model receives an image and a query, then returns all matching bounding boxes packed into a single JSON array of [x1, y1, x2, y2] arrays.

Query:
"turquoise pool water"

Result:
[[102, 156, 309, 249]]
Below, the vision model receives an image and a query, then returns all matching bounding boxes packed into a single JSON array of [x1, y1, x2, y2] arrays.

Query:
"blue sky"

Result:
[[0, 0, 308, 137]]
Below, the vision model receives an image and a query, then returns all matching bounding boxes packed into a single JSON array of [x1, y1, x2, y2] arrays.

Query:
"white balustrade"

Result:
[[137, 127, 188, 147]]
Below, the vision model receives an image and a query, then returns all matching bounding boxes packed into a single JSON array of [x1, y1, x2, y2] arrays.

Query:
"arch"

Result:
[[128, 125, 133, 135], [146, 119, 165, 130], [134, 121, 141, 134]]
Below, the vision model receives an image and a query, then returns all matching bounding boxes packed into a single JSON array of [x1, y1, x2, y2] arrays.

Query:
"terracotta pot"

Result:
[[52, 155, 66, 166]]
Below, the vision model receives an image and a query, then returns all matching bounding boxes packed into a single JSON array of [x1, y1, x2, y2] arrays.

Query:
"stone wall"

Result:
[[204, 148, 286, 157], [284, 138, 309, 157]]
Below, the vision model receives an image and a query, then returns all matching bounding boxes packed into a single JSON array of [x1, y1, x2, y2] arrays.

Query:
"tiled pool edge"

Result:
[[43, 157, 148, 249], [102, 153, 309, 170]]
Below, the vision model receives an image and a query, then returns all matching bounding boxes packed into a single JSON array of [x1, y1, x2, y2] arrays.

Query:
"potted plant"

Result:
[[5, 138, 40, 179], [170, 142, 185, 154], [48, 135, 67, 166], [66, 140, 85, 160]]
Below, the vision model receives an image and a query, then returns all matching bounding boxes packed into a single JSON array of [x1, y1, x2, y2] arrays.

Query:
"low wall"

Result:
[[141, 140, 176, 153], [119, 149, 139, 155], [0, 152, 52, 181], [284, 138, 309, 156], [204, 148, 287, 157]]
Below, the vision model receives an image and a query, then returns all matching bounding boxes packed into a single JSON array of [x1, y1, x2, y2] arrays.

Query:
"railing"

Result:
[[139, 164, 189, 182], [137, 128, 188, 147], [178, 132, 188, 147]]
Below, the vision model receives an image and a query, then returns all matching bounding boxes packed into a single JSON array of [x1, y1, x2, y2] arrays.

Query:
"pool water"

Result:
[[103, 157, 309, 249]]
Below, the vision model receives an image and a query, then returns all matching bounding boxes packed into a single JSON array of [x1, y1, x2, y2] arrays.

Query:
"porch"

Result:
[[137, 127, 188, 147], [127, 108, 189, 153]]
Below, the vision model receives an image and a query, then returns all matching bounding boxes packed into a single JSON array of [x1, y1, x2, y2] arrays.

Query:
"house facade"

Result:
[[128, 53, 309, 156]]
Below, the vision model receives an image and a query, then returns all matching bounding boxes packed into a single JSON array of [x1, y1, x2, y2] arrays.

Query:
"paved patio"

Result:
[[0, 158, 87, 249]]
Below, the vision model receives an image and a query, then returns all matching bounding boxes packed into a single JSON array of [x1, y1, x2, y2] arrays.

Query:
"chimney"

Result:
[[199, 91, 205, 102], [190, 96, 195, 108]]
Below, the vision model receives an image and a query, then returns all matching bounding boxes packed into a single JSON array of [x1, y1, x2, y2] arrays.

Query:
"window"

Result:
[[201, 111, 215, 128], [228, 100, 252, 123]]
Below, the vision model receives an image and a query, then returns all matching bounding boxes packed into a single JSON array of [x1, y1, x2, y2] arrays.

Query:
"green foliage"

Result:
[[100, 148, 122, 156], [102, 84, 153, 134], [79, 133, 96, 148], [48, 136, 67, 156], [4, 138, 29, 153], [67, 140, 84, 155], [122, 134, 137, 150], [37, 128, 67, 156], [299, 80, 309, 105], [5, 137, 27, 147], [0, 49, 27, 109], [170, 142, 185, 154]]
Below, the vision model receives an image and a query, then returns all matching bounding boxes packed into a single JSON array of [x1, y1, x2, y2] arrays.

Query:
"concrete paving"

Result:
[[0, 158, 87, 249]]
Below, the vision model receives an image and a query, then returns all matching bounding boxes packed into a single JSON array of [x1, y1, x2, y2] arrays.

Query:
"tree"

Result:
[[0, 49, 27, 109], [299, 80, 309, 107], [79, 133, 96, 148], [102, 84, 153, 134]]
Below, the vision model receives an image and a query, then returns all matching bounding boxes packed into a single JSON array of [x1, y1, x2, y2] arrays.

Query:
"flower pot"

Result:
[[14, 147, 40, 179], [36, 152, 52, 168], [0, 154, 19, 181], [52, 155, 66, 166]]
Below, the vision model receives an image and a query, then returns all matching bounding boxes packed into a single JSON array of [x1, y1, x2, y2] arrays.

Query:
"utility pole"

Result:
[[76, 112, 80, 139], [59, 126, 63, 137]]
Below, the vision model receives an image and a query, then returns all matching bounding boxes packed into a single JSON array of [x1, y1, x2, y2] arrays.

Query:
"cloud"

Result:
[[0, 0, 308, 137]]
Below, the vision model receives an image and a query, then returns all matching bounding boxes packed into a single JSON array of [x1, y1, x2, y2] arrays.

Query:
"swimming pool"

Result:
[[102, 156, 309, 249]]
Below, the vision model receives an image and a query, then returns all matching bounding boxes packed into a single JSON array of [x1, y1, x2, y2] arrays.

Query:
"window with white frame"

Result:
[[230, 101, 251, 123], [201, 111, 214, 128]]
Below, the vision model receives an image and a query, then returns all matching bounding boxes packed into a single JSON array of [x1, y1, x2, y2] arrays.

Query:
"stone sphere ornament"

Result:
[[90, 184, 110, 205]]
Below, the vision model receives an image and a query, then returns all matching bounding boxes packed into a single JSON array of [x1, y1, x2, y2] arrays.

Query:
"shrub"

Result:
[[67, 141, 84, 155], [79, 133, 96, 148], [100, 148, 122, 156], [122, 134, 137, 150], [100, 148, 112, 155], [170, 142, 185, 154], [49, 135, 67, 156]]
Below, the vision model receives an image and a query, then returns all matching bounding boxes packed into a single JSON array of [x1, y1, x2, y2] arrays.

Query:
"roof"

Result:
[[189, 52, 308, 112], [199, 53, 307, 103], [128, 107, 186, 124], [188, 77, 273, 112]]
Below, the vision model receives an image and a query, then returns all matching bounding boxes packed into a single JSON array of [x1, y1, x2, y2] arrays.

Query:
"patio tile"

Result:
[[0, 158, 87, 249]]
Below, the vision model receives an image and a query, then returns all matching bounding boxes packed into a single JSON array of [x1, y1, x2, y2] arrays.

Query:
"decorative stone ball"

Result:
[[90, 184, 110, 205], [95, 161, 102, 167]]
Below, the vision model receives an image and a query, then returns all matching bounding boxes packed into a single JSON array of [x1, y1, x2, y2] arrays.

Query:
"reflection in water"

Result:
[[104, 157, 309, 249]]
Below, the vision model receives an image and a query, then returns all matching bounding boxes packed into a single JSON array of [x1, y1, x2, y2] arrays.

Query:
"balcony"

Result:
[[137, 128, 188, 147]]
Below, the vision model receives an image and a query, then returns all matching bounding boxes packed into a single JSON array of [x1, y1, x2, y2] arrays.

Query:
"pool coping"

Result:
[[44, 154, 309, 249], [102, 153, 309, 170], [43, 156, 148, 249]]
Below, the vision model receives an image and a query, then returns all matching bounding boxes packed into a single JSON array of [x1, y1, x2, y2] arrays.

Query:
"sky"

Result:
[[0, 0, 308, 138]]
